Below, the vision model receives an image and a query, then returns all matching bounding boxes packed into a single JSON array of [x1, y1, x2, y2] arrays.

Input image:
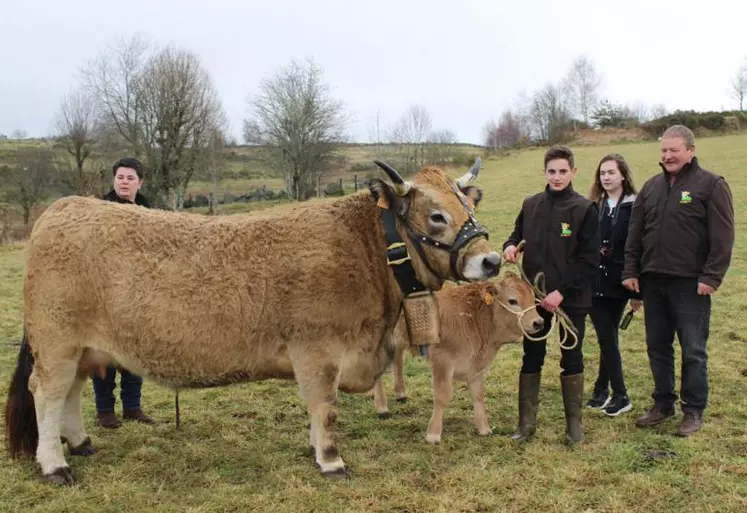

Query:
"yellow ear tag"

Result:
[[377, 196, 390, 209], [483, 292, 494, 305]]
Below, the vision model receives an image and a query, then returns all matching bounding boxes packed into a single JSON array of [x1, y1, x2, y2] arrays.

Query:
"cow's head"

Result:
[[486, 272, 544, 339], [369, 158, 500, 289]]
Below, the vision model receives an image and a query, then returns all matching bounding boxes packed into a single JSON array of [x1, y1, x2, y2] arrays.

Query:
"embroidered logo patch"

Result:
[[560, 222, 572, 237], [680, 191, 692, 204]]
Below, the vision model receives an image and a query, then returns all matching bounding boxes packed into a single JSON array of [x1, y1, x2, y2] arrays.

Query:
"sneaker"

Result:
[[603, 394, 632, 417], [586, 390, 610, 409]]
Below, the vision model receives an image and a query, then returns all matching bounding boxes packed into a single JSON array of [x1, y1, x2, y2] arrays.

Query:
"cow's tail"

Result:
[[4, 327, 38, 459]]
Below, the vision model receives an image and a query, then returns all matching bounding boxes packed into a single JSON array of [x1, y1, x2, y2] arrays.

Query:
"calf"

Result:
[[372, 273, 543, 443]]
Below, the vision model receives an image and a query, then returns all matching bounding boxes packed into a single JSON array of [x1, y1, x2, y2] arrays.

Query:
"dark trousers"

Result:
[[521, 306, 586, 376], [589, 297, 628, 397], [642, 276, 711, 413], [92, 366, 143, 413]]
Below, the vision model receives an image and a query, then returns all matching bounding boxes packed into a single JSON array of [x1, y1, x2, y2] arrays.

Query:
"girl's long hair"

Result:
[[589, 153, 637, 203]]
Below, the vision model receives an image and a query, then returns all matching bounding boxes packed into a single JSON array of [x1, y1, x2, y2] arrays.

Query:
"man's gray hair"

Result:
[[662, 125, 695, 149]]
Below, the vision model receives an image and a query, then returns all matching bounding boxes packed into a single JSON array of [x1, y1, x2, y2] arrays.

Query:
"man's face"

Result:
[[545, 158, 576, 192], [660, 136, 694, 174], [114, 167, 142, 202]]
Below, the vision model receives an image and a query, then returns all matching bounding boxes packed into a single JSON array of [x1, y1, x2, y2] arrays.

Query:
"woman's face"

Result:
[[113, 167, 142, 202], [599, 160, 624, 195]]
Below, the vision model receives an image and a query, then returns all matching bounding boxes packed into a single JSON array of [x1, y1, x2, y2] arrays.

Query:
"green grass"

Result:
[[2, 135, 747, 512]]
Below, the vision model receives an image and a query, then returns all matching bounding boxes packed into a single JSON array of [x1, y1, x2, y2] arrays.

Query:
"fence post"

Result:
[[354, 174, 358, 191]]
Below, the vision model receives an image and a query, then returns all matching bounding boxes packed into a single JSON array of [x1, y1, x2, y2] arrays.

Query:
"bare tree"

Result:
[[81, 34, 150, 153], [386, 105, 433, 173], [367, 109, 384, 159], [1, 149, 56, 226], [10, 129, 28, 140], [650, 103, 669, 119], [389, 105, 432, 144], [426, 129, 457, 145], [244, 59, 348, 201], [529, 84, 571, 143], [138, 45, 227, 209], [731, 60, 747, 111], [484, 109, 523, 150], [55, 88, 100, 194], [566, 56, 603, 124], [82, 36, 226, 209]]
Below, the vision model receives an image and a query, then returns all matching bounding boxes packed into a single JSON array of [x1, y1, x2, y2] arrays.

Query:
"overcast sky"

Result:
[[1, 0, 745, 145]]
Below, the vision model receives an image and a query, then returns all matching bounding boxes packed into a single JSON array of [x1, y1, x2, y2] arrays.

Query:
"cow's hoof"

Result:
[[69, 437, 96, 456], [396, 396, 407, 403], [321, 465, 350, 480], [377, 411, 392, 419], [476, 428, 494, 437], [425, 434, 441, 445], [43, 466, 75, 486]]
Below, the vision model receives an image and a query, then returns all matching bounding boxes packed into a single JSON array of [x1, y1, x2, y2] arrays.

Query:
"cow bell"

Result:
[[402, 290, 441, 349]]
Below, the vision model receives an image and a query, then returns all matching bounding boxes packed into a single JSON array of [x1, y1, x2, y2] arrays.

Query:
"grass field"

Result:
[[1, 134, 747, 512]]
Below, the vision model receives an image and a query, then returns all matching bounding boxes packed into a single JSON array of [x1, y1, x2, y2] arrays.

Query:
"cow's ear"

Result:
[[369, 179, 399, 211], [460, 186, 483, 209]]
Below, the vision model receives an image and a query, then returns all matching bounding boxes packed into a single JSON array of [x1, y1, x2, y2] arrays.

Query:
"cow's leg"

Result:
[[61, 376, 95, 456], [425, 359, 454, 444], [469, 374, 493, 436], [31, 358, 78, 485], [292, 352, 348, 478], [372, 377, 390, 418], [393, 346, 407, 403]]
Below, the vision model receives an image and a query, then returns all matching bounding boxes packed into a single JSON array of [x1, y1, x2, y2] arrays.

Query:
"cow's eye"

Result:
[[430, 213, 447, 225], [508, 298, 519, 306]]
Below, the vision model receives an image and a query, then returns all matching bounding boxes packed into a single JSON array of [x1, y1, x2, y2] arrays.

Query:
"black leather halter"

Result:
[[380, 183, 489, 296]]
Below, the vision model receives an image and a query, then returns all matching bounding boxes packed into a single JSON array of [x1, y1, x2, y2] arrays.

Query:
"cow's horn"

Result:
[[456, 157, 482, 187], [374, 160, 411, 195]]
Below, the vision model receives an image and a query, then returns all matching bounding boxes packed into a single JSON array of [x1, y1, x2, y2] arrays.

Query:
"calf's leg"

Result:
[[425, 359, 454, 444], [469, 374, 492, 436]]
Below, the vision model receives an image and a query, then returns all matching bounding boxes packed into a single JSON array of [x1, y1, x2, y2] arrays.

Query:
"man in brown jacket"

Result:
[[623, 125, 734, 437]]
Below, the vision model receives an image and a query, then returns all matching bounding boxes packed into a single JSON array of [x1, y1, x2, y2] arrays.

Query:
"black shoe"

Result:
[[586, 389, 610, 410], [603, 394, 632, 417]]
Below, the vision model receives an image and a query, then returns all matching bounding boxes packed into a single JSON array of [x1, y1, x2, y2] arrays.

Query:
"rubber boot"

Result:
[[511, 372, 541, 441], [561, 372, 585, 445]]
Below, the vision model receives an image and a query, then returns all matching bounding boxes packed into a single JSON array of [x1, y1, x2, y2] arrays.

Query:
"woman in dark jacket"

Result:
[[92, 157, 154, 428], [587, 153, 641, 416]]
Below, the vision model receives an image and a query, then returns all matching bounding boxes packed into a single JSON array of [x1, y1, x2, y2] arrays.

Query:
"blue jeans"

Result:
[[92, 366, 143, 413], [642, 276, 711, 412]]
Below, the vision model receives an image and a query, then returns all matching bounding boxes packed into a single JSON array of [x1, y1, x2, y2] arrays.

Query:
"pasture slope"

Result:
[[1, 134, 746, 512]]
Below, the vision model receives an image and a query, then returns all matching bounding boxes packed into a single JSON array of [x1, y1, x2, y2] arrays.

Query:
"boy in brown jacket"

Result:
[[503, 145, 599, 445]]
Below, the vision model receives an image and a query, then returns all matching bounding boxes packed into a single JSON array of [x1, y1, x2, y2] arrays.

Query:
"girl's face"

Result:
[[599, 160, 624, 195]]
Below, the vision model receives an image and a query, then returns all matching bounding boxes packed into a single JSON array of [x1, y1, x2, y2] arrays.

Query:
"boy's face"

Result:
[[544, 158, 576, 192]]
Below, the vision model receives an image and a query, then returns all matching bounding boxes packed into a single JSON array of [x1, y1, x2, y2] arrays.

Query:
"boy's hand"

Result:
[[503, 245, 518, 263], [540, 290, 564, 313]]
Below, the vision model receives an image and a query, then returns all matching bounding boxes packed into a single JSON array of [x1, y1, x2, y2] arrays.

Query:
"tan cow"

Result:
[[372, 273, 543, 443], [4, 162, 500, 484]]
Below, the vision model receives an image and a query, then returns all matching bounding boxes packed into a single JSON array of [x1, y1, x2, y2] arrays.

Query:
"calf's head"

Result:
[[369, 158, 500, 288], [489, 273, 544, 338]]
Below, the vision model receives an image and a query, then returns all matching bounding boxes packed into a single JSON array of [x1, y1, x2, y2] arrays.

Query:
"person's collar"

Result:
[[544, 182, 574, 199], [659, 156, 698, 178]]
